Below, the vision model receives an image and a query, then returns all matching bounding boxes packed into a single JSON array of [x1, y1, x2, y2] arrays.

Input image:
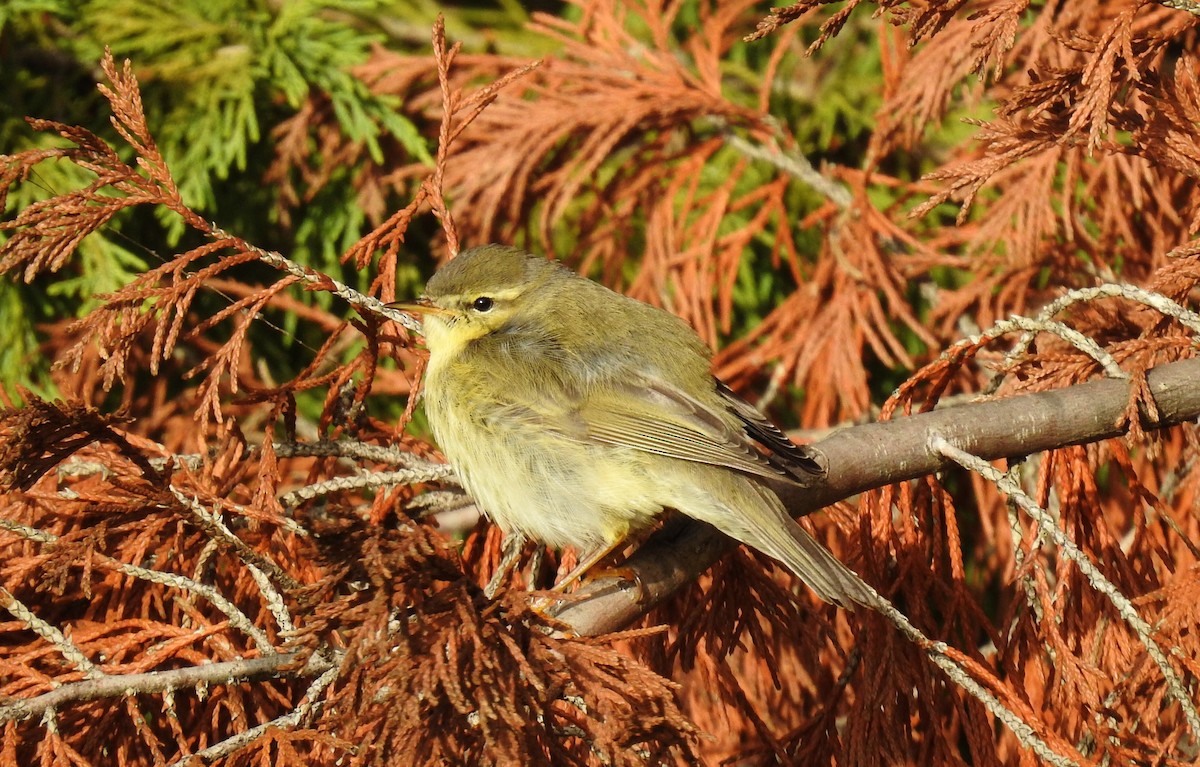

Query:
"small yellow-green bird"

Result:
[[397, 244, 872, 607]]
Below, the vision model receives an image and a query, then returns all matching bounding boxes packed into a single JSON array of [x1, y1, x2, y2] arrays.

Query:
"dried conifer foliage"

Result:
[[2, 3, 1200, 766]]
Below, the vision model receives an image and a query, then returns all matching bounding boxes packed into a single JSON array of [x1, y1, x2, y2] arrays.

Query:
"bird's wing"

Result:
[[576, 377, 823, 485], [715, 381, 824, 483]]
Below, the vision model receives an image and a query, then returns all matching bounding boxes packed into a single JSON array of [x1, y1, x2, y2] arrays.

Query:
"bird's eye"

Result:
[[472, 296, 494, 312]]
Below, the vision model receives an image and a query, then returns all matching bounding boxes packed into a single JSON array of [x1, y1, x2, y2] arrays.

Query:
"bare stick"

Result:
[[0, 652, 333, 723]]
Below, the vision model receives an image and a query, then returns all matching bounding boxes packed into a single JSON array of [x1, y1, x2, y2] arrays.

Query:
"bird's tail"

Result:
[[736, 485, 878, 609]]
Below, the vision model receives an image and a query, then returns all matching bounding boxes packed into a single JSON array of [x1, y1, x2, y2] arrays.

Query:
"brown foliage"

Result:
[[2, 3, 1200, 766], [303, 520, 698, 765]]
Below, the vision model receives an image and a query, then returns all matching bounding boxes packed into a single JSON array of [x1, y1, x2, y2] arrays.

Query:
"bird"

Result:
[[394, 244, 873, 608]]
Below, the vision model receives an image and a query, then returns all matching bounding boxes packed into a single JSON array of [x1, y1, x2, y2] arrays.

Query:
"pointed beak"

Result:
[[387, 297, 447, 316]]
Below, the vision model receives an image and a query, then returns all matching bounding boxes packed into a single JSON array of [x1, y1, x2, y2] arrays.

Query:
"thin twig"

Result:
[[0, 651, 333, 723], [988, 283, 1200, 394], [273, 439, 453, 471], [713, 549, 1081, 762], [960, 315, 1128, 380], [170, 486, 299, 593], [721, 127, 853, 208], [0, 588, 100, 679], [278, 466, 456, 509], [165, 652, 343, 767], [0, 519, 274, 653], [932, 436, 1200, 740], [207, 225, 423, 334], [173, 488, 295, 635]]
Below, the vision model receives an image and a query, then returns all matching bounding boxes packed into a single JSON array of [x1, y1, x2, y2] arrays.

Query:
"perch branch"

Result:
[[550, 356, 1200, 635]]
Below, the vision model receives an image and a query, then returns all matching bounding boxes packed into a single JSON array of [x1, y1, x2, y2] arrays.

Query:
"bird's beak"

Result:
[[387, 297, 447, 316]]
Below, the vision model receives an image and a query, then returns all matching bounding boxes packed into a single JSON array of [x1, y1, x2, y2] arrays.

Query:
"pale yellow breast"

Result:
[[424, 357, 659, 550]]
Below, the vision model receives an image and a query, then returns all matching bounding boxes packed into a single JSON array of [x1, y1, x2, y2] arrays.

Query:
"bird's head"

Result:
[[391, 245, 566, 357]]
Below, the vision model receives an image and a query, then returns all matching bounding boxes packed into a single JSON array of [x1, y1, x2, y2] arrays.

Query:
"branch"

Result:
[[550, 356, 1200, 635], [0, 652, 333, 723]]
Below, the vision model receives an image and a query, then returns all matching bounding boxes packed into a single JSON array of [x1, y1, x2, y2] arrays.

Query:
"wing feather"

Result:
[[577, 377, 822, 485], [716, 381, 824, 482]]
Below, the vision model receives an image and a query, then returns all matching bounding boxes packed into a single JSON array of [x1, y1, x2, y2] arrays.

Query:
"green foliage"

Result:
[[0, 0, 448, 400], [74, 0, 431, 231], [0, 0, 69, 35], [0, 280, 55, 401]]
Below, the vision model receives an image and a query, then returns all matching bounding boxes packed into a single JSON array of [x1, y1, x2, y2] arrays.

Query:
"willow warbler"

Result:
[[397, 245, 871, 607]]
